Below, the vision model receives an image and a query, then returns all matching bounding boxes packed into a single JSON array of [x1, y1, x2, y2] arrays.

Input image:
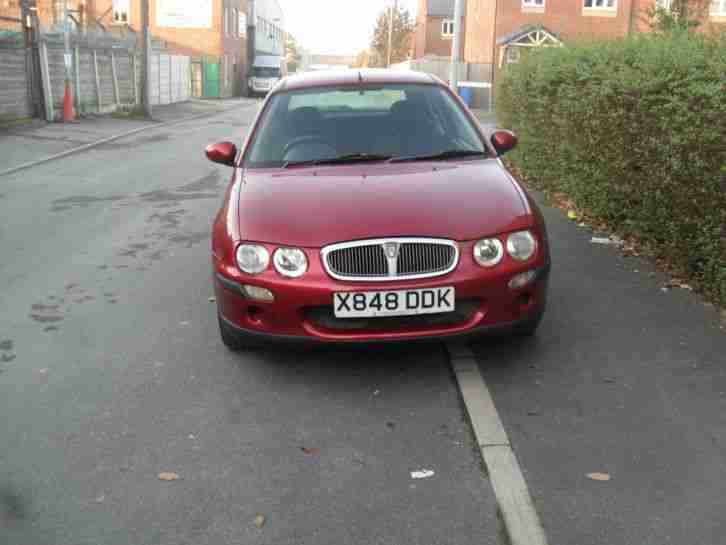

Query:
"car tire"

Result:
[[513, 311, 544, 337], [218, 313, 247, 351]]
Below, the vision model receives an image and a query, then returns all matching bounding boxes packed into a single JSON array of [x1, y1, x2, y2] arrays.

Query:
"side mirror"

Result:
[[490, 130, 518, 156], [205, 141, 238, 167]]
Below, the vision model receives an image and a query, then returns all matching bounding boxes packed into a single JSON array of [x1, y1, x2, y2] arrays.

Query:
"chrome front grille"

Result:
[[397, 242, 455, 276], [326, 245, 389, 279], [322, 238, 459, 281]]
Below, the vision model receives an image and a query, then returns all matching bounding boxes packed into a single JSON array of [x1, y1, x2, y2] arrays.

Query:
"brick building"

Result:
[[413, 0, 466, 58], [7, 0, 251, 97], [464, 0, 726, 81]]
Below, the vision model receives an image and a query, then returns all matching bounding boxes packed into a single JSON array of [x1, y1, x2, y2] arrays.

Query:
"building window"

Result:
[[442, 19, 454, 37], [112, 0, 130, 24], [522, 0, 545, 7], [711, 0, 726, 15], [505, 47, 521, 64], [583, 0, 616, 9]]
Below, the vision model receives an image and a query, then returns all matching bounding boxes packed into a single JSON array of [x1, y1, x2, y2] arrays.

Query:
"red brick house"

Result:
[[464, 0, 725, 81], [5, 0, 251, 97], [413, 0, 466, 58]]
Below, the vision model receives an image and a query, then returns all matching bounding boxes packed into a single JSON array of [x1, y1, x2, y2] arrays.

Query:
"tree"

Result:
[[352, 50, 371, 68], [286, 33, 302, 73], [648, 0, 711, 33], [369, 5, 414, 67]]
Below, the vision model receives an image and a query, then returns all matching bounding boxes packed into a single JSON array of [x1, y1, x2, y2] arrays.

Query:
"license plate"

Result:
[[333, 287, 455, 318]]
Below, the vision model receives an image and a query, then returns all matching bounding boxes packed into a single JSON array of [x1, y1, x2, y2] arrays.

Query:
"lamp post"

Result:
[[142, 0, 152, 118], [387, 0, 396, 67], [449, 0, 464, 90]]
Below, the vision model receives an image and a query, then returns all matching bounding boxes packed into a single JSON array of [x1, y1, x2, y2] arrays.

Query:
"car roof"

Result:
[[278, 68, 441, 92]]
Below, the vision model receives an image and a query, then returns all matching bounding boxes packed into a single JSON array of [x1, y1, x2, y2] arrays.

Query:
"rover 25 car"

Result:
[[206, 69, 550, 349]]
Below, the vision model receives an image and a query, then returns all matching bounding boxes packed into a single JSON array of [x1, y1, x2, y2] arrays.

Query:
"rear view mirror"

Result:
[[205, 141, 238, 167], [490, 130, 518, 156]]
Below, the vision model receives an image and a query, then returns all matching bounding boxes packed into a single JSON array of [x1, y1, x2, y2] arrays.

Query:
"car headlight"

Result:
[[273, 247, 308, 278], [236, 244, 270, 275], [473, 238, 504, 268], [507, 231, 537, 262]]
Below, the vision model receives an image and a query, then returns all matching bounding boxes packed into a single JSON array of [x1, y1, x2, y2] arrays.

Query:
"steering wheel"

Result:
[[282, 135, 336, 160]]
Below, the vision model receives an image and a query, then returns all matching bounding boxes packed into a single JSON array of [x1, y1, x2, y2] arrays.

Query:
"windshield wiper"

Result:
[[389, 149, 487, 163], [283, 153, 393, 169]]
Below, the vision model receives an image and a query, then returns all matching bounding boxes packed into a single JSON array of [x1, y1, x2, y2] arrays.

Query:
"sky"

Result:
[[279, 0, 419, 56]]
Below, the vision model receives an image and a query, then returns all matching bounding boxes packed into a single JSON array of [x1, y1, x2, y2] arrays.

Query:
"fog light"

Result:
[[508, 270, 537, 290], [242, 285, 275, 302]]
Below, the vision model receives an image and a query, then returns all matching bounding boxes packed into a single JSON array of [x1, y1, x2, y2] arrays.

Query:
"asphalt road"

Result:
[[2, 102, 725, 545], [474, 198, 726, 545], [0, 105, 499, 545]]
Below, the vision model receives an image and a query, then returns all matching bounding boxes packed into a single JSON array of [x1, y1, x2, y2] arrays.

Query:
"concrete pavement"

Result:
[[0, 98, 258, 175]]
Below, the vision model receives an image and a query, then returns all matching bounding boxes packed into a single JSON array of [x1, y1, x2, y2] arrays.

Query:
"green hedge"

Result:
[[497, 31, 726, 305]]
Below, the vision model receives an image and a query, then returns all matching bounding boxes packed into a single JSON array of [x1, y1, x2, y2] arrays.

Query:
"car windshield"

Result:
[[244, 83, 488, 168], [252, 66, 281, 78]]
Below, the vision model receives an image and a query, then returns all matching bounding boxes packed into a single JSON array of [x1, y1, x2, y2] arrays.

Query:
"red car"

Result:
[[207, 69, 550, 350]]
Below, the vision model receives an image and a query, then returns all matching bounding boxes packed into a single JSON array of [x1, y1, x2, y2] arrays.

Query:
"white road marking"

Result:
[[446, 341, 548, 545]]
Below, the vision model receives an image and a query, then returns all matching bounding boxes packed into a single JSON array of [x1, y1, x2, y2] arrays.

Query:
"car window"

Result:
[[288, 88, 406, 112], [244, 83, 487, 168], [253, 66, 280, 78]]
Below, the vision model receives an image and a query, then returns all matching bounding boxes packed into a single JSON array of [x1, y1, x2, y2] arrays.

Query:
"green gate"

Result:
[[202, 59, 220, 98]]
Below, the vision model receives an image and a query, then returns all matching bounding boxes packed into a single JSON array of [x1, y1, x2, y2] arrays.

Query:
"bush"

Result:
[[497, 31, 726, 305]]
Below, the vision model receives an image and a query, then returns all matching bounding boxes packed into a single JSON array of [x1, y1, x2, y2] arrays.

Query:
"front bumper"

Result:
[[219, 303, 545, 347], [213, 247, 550, 344]]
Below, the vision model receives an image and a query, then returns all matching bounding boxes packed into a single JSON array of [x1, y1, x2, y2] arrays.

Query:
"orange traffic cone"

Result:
[[62, 80, 75, 122]]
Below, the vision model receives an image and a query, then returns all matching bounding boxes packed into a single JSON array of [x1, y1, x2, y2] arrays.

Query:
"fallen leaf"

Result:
[[300, 447, 320, 455], [158, 472, 179, 481], [586, 472, 611, 481], [254, 514, 266, 528], [411, 469, 435, 479]]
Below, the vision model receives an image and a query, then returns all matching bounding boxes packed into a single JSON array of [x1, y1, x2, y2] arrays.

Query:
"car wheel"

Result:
[[218, 313, 247, 351], [513, 311, 544, 337]]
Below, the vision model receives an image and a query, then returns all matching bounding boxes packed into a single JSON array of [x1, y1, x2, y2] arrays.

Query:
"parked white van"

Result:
[[248, 55, 285, 96]]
